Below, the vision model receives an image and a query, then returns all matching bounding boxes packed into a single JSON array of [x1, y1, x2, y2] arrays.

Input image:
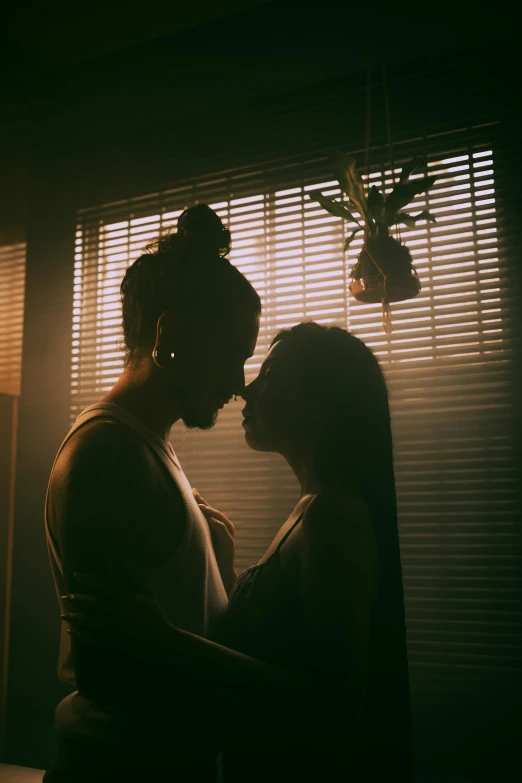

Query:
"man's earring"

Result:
[[152, 345, 175, 370]]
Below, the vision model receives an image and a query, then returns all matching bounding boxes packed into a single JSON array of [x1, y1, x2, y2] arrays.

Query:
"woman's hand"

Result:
[[61, 573, 172, 657], [193, 488, 237, 594]]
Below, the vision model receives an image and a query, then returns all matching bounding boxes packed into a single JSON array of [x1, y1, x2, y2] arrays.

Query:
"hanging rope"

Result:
[[381, 45, 400, 243], [365, 37, 373, 188], [380, 40, 395, 334], [365, 247, 393, 335], [363, 33, 393, 335], [382, 54, 395, 188]]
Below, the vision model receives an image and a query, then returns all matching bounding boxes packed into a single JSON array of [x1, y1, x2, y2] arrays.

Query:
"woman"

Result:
[[63, 322, 413, 782]]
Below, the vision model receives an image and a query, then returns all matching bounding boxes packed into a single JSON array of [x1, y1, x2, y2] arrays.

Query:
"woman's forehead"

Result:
[[262, 338, 297, 369]]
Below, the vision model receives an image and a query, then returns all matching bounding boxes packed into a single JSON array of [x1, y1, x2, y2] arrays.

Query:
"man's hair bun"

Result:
[[177, 204, 231, 258], [120, 203, 260, 363]]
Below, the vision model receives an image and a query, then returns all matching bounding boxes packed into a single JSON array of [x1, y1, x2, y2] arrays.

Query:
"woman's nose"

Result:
[[241, 380, 255, 401]]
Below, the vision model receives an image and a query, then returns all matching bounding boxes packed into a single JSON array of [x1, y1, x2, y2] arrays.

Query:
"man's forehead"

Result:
[[237, 312, 260, 354], [221, 323, 258, 358]]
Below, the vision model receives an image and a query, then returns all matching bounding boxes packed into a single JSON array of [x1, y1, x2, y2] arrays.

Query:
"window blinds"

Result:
[[72, 125, 520, 700], [0, 244, 26, 397]]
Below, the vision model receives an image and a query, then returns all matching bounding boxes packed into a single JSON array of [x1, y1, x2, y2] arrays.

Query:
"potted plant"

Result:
[[309, 153, 437, 329]]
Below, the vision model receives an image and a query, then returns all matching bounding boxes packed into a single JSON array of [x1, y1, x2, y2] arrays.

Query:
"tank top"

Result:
[[45, 402, 228, 741], [219, 503, 413, 783]]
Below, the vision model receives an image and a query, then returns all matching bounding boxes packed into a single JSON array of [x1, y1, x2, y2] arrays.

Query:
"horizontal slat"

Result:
[[0, 243, 26, 396]]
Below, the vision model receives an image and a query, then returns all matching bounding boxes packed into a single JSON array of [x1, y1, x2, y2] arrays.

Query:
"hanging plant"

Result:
[[309, 153, 437, 332]]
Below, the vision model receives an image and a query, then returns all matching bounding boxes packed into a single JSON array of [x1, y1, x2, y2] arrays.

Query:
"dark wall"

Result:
[[5, 157, 77, 767], [1, 6, 511, 229], [0, 5, 510, 239], [0, 395, 17, 758], [3, 2, 518, 772]]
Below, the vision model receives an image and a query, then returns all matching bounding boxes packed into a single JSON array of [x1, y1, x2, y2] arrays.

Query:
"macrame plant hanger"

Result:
[[363, 37, 397, 335]]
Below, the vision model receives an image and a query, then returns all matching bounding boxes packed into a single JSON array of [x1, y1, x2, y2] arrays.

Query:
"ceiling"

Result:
[[3, 0, 268, 92], [0, 2, 514, 244], [4, 1, 512, 98]]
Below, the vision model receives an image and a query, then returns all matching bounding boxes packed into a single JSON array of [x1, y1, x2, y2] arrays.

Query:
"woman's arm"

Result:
[[193, 489, 238, 595]]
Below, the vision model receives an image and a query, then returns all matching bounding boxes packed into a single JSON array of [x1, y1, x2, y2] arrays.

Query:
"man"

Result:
[[43, 205, 261, 782]]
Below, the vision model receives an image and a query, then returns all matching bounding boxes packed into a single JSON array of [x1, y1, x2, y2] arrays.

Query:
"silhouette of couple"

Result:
[[44, 205, 412, 782]]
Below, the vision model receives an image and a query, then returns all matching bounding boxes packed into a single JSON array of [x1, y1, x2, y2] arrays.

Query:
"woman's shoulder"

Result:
[[302, 489, 379, 606], [301, 489, 379, 598], [304, 487, 371, 523]]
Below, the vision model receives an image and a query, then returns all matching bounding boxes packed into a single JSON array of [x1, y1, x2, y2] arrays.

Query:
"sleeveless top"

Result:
[[219, 513, 305, 667], [45, 402, 228, 741], [219, 503, 413, 783]]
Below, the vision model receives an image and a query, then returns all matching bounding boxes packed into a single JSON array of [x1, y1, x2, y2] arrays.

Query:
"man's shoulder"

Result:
[[52, 418, 155, 489], [48, 418, 185, 540]]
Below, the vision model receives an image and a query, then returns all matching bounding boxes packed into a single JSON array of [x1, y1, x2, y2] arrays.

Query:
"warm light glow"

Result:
[[70, 145, 510, 599]]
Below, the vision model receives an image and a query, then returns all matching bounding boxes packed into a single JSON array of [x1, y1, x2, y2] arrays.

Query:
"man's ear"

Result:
[[155, 310, 181, 349]]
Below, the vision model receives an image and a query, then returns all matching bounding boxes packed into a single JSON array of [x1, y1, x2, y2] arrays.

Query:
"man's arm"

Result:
[[50, 420, 185, 704], [60, 483, 380, 748]]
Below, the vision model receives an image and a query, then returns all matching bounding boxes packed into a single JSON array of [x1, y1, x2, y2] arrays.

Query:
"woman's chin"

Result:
[[243, 426, 265, 452]]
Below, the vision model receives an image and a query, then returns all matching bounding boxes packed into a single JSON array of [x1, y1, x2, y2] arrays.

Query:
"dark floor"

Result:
[[0, 765, 44, 782], [0, 763, 483, 782]]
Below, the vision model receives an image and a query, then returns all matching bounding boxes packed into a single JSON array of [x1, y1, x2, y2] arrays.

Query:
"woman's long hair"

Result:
[[271, 322, 396, 515], [271, 322, 412, 769]]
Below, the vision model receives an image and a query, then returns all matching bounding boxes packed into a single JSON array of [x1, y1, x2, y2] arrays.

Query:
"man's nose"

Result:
[[231, 367, 246, 398]]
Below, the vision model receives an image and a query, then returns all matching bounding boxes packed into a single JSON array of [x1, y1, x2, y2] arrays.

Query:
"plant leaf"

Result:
[[394, 210, 437, 228], [384, 176, 437, 225], [399, 157, 425, 184], [308, 191, 361, 226], [395, 212, 417, 228], [416, 210, 436, 223], [344, 227, 363, 252], [327, 152, 367, 221], [367, 186, 385, 226]]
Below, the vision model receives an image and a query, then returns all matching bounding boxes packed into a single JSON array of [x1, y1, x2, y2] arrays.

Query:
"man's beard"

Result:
[[171, 376, 220, 430], [182, 407, 218, 430]]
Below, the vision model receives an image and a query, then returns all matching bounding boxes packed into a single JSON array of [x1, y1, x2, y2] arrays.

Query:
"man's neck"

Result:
[[102, 364, 180, 444]]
